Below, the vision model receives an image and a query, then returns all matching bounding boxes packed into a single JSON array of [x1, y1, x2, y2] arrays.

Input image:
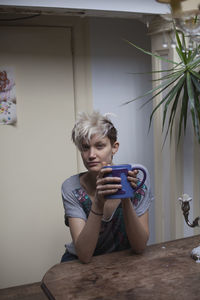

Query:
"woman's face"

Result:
[[81, 134, 119, 173]]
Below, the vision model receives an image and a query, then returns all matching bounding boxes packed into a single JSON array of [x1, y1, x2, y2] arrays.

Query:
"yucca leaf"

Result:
[[192, 83, 200, 141], [193, 95, 200, 142], [124, 39, 179, 65], [175, 31, 187, 64], [185, 47, 193, 64], [187, 49, 193, 62], [190, 70, 200, 81], [180, 31, 187, 57], [176, 46, 187, 65], [175, 30, 183, 52], [187, 73, 195, 108], [122, 73, 181, 106], [187, 55, 200, 66], [187, 47, 198, 63], [162, 75, 186, 131], [139, 74, 183, 109], [127, 63, 183, 76], [183, 83, 189, 134], [187, 72, 199, 137], [178, 83, 189, 144], [151, 69, 184, 82], [187, 56, 200, 69], [194, 87, 200, 130], [148, 75, 185, 131], [194, 88, 200, 125], [162, 82, 183, 146], [169, 96, 180, 144], [191, 75, 200, 93]]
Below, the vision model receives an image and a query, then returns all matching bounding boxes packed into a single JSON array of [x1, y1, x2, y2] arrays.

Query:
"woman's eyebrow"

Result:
[[82, 143, 90, 148], [95, 141, 105, 146]]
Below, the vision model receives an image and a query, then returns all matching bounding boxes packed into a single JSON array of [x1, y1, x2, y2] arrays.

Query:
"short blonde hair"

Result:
[[72, 111, 117, 150]]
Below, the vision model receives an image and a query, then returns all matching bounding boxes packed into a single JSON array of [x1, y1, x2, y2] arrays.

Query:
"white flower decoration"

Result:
[[178, 193, 192, 203]]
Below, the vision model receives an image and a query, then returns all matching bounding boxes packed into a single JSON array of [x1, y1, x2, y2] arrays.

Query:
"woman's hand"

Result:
[[127, 169, 139, 189], [94, 163, 122, 209]]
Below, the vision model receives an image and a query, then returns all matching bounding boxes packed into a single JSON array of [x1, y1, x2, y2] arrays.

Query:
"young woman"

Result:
[[61, 111, 153, 263]]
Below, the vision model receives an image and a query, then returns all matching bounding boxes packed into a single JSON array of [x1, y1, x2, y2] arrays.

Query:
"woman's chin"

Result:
[[87, 164, 101, 172]]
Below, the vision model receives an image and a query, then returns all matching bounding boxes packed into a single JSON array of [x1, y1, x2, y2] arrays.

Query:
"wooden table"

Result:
[[0, 282, 47, 300], [41, 235, 200, 300]]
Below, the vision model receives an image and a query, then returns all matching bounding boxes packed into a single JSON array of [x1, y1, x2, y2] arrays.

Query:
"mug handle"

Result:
[[131, 167, 146, 191]]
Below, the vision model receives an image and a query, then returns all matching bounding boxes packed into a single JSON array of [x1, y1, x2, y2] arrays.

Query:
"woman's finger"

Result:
[[97, 183, 122, 191], [97, 188, 119, 196], [96, 176, 121, 186], [127, 170, 139, 189]]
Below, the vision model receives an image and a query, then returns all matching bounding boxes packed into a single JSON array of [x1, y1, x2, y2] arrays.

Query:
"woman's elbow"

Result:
[[133, 246, 146, 255], [74, 242, 93, 263], [131, 237, 149, 254], [77, 252, 92, 264], [79, 257, 92, 264]]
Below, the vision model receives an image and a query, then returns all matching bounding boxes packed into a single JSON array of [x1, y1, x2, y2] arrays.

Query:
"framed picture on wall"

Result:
[[0, 67, 17, 125]]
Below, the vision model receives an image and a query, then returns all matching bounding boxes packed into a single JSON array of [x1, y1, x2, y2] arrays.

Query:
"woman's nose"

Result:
[[88, 147, 96, 159]]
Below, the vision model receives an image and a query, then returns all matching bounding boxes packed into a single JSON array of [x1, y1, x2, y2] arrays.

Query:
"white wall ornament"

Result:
[[0, 68, 17, 125]]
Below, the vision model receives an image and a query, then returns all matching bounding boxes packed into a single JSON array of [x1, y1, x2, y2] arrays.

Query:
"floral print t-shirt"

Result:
[[61, 164, 153, 256]]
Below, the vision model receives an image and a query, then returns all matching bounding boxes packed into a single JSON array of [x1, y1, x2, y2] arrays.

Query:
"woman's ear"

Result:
[[112, 141, 119, 155]]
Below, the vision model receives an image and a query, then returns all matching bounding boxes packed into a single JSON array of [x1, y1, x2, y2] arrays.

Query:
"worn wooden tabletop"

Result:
[[0, 282, 47, 300], [42, 235, 200, 300]]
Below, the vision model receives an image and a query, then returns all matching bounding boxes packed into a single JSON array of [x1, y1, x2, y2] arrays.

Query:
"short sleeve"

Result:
[[62, 175, 87, 226], [131, 164, 154, 216]]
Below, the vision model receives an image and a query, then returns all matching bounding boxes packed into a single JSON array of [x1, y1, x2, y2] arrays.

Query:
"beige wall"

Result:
[[0, 25, 78, 288]]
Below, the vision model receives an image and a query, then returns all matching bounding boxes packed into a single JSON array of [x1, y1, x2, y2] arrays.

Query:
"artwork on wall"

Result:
[[0, 68, 17, 125]]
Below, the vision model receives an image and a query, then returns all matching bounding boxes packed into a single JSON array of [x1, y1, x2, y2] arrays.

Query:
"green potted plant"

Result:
[[123, 28, 200, 145]]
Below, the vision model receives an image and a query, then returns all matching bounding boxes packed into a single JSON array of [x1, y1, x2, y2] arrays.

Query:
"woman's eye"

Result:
[[82, 145, 90, 151], [97, 144, 104, 149]]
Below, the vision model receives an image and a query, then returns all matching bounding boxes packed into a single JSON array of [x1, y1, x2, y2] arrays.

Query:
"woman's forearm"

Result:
[[74, 204, 103, 263], [122, 198, 149, 253]]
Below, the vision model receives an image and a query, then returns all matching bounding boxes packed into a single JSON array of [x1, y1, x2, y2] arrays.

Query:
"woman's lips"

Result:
[[87, 162, 99, 167]]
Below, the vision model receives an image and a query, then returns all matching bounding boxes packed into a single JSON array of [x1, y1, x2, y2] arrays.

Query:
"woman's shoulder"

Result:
[[62, 174, 81, 194], [130, 163, 148, 172], [130, 163, 149, 178], [131, 163, 153, 215]]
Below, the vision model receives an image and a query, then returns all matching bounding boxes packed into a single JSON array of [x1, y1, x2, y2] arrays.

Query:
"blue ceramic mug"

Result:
[[103, 164, 146, 199]]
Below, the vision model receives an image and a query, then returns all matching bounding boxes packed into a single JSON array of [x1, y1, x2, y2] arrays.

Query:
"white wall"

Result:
[[89, 17, 155, 244]]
